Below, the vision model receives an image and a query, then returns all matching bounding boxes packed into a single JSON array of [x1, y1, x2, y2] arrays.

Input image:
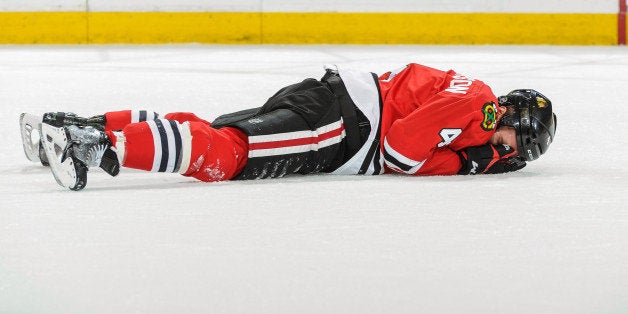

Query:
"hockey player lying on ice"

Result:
[[24, 63, 557, 190]]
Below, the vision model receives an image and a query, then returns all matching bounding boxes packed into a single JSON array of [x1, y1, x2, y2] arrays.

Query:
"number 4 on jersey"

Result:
[[437, 128, 462, 147]]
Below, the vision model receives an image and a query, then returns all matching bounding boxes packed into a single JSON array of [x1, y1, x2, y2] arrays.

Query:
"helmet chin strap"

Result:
[[515, 128, 527, 161]]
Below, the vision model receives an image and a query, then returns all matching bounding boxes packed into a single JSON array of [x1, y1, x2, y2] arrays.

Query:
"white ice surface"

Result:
[[0, 45, 627, 314]]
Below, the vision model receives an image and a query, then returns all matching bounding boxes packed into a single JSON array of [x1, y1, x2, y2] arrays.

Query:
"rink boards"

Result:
[[0, 0, 625, 44]]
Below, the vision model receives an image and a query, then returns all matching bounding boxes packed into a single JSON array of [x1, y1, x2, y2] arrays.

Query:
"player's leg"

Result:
[[109, 119, 248, 182], [40, 110, 160, 131], [21, 110, 159, 166], [42, 117, 248, 190], [216, 78, 349, 180]]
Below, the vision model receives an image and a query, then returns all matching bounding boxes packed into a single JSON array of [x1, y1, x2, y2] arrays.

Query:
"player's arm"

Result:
[[456, 144, 526, 175], [383, 91, 525, 175], [383, 96, 475, 176]]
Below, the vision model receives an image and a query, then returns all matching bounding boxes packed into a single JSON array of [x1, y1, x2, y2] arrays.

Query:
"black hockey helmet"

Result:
[[498, 89, 557, 161]]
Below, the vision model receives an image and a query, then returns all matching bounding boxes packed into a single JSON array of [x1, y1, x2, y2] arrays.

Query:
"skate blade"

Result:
[[19, 113, 42, 162], [40, 124, 87, 191]]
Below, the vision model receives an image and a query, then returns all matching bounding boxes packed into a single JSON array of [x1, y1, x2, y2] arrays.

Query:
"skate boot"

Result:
[[39, 112, 107, 166], [40, 124, 120, 191], [20, 112, 107, 166], [42, 112, 106, 130]]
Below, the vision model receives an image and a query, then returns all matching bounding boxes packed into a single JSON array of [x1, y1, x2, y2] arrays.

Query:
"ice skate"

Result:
[[41, 124, 119, 191], [42, 111, 106, 130], [19, 113, 44, 164], [20, 112, 106, 166]]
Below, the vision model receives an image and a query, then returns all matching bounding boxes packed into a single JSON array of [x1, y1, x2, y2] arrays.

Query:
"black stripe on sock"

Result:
[[139, 110, 147, 122], [169, 120, 183, 173], [154, 119, 169, 172]]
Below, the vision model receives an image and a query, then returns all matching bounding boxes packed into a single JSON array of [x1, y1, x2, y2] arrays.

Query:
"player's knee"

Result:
[[180, 124, 247, 182]]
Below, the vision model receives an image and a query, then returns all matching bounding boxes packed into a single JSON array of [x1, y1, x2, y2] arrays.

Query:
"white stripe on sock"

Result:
[[178, 122, 193, 174], [146, 120, 162, 172], [131, 110, 140, 123]]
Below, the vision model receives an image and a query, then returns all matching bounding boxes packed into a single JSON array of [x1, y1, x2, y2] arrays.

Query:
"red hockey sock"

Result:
[[104, 110, 159, 131], [108, 118, 248, 182]]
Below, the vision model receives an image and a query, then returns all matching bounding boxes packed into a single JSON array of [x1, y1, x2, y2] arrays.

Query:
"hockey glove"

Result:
[[457, 144, 526, 175]]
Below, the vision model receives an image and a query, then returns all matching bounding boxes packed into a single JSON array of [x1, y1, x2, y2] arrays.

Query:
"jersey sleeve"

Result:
[[382, 86, 498, 176]]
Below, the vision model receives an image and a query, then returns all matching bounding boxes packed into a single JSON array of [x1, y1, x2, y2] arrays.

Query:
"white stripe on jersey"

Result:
[[331, 68, 384, 175]]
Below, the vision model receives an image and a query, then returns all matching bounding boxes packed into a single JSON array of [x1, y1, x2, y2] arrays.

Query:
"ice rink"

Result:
[[1, 45, 627, 314]]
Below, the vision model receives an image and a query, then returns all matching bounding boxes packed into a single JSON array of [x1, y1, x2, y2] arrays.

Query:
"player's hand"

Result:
[[457, 144, 526, 175]]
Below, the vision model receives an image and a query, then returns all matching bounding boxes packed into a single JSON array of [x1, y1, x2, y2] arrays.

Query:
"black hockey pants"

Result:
[[211, 71, 369, 180]]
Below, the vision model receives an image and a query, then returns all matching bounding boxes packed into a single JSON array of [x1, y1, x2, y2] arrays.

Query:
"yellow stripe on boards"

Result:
[[0, 12, 618, 45], [262, 12, 616, 45], [0, 12, 87, 44], [88, 12, 261, 44]]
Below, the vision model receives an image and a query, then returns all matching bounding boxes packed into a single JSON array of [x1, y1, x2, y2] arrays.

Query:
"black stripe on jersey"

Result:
[[359, 134, 378, 174], [372, 140, 382, 174], [154, 119, 169, 172], [371, 72, 384, 174], [358, 72, 384, 175], [169, 120, 183, 173], [383, 149, 413, 172], [139, 110, 147, 122]]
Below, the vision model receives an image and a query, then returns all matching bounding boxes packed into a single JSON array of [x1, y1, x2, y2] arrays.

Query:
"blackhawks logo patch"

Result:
[[481, 102, 497, 131]]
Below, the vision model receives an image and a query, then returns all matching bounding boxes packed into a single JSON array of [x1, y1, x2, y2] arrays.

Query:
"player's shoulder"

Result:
[[466, 81, 499, 132]]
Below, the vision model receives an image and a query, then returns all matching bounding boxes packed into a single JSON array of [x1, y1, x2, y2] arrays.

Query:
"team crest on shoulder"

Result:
[[481, 102, 497, 131]]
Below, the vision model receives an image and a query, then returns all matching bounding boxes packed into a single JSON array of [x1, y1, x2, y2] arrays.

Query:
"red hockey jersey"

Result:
[[378, 63, 500, 175]]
